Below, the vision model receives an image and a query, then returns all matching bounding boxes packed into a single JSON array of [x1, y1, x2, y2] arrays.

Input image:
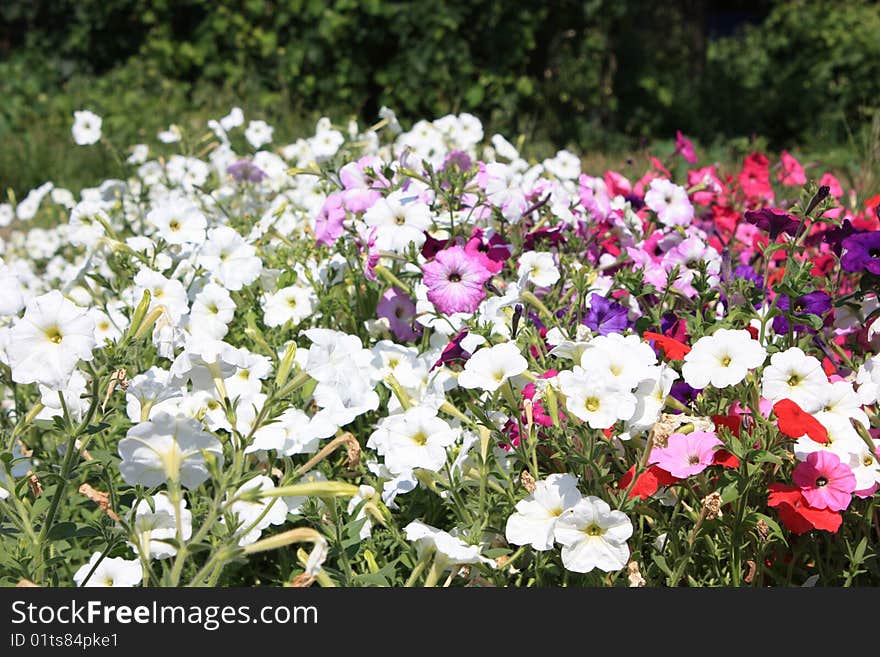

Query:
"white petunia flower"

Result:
[[368, 405, 458, 474], [118, 413, 224, 489], [197, 226, 263, 291], [363, 190, 432, 253], [518, 251, 560, 287], [553, 496, 633, 573], [457, 342, 528, 392], [856, 354, 880, 405], [129, 493, 192, 560], [72, 110, 102, 146], [146, 196, 207, 245], [188, 283, 236, 340], [404, 520, 495, 571], [645, 178, 693, 227], [558, 368, 636, 429], [682, 328, 766, 390], [132, 268, 189, 324], [246, 407, 336, 456], [224, 475, 289, 546], [9, 290, 96, 391], [505, 473, 582, 551], [245, 120, 274, 149], [263, 284, 316, 327], [760, 347, 828, 413], [74, 553, 142, 587]]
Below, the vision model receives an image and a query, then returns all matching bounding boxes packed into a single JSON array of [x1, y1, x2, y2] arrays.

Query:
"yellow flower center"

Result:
[[584, 524, 603, 537], [585, 397, 600, 413], [45, 326, 63, 344], [411, 431, 428, 446], [720, 355, 731, 367], [169, 219, 181, 232]]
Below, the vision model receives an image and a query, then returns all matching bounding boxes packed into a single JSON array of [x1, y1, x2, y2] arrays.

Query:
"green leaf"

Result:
[[46, 522, 77, 541], [652, 553, 673, 577]]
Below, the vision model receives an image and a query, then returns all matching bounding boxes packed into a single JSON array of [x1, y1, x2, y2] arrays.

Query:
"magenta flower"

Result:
[[649, 431, 723, 479], [422, 246, 492, 315], [792, 451, 856, 511], [675, 130, 697, 164], [376, 287, 420, 341]]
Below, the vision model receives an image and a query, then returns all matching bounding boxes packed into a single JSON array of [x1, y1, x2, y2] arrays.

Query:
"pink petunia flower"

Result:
[[649, 431, 723, 479], [778, 151, 806, 186], [422, 246, 492, 315], [314, 192, 346, 247], [792, 451, 856, 512]]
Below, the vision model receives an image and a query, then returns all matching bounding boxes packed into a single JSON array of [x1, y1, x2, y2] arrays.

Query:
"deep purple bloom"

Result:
[[226, 159, 267, 183], [523, 223, 567, 251], [772, 291, 832, 334], [744, 208, 804, 240], [817, 218, 861, 256], [421, 233, 453, 260], [582, 294, 629, 336], [431, 329, 472, 370], [669, 380, 700, 410], [840, 231, 880, 275]]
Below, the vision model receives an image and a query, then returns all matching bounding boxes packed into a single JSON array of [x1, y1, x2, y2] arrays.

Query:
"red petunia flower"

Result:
[[643, 331, 691, 360], [767, 483, 842, 535], [619, 465, 679, 500], [772, 399, 828, 443]]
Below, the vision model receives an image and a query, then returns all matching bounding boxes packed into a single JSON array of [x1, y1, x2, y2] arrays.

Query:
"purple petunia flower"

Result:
[[431, 328, 472, 370], [376, 287, 421, 342], [441, 150, 473, 173], [582, 294, 629, 336], [772, 290, 832, 334], [669, 380, 700, 409], [809, 218, 861, 256], [744, 208, 804, 240], [226, 159, 267, 183], [840, 231, 880, 275]]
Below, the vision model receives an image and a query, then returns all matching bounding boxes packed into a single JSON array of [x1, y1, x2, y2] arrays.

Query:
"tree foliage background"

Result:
[[1, 0, 878, 195]]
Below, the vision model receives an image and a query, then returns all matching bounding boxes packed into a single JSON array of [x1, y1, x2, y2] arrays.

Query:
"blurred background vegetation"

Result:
[[1, 0, 879, 197]]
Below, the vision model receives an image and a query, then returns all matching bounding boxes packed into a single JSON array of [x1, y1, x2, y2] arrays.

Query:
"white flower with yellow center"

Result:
[[73, 553, 142, 587], [506, 473, 582, 551], [457, 342, 528, 392], [263, 284, 316, 327], [554, 496, 633, 573], [682, 328, 766, 390], [518, 251, 560, 287], [71, 110, 102, 146], [146, 196, 207, 245], [760, 347, 828, 413], [557, 367, 636, 429], [9, 290, 96, 391], [368, 405, 458, 475]]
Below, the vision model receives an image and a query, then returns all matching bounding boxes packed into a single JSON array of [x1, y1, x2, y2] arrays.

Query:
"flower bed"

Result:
[[1, 109, 879, 587]]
